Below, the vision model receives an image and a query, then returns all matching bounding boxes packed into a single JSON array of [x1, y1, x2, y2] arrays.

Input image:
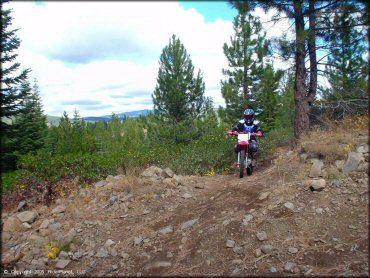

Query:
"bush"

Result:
[[1, 170, 23, 193], [6, 122, 297, 192], [259, 127, 294, 157], [18, 149, 124, 184]]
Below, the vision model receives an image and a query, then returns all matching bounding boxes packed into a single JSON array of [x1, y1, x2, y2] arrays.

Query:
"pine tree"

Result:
[[221, 1, 269, 121], [152, 34, 206, 123], [1, 2, 31, 171], [275, 71, 295, 130], [321, 6, 368, 103], [13, 79, 48, 156], [254, 64, 283, 131], [56, 111, 73, 154]]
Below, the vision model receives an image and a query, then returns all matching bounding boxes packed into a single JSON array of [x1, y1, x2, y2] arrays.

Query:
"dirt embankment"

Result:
[[1, 127, 369, 277]]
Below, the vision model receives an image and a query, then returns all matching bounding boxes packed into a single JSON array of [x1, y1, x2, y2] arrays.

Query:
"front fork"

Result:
[[237, 146, 250, 166]]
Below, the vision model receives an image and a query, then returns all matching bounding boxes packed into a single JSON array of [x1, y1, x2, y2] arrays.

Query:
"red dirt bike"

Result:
[[227, 130, 261, 178]]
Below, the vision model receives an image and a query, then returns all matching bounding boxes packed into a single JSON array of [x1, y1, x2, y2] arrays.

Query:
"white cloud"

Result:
[[5, 2, 291, 117]]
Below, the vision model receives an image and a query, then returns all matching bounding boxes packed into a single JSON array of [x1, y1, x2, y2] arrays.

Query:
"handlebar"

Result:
[[226, 130, 262, 137]]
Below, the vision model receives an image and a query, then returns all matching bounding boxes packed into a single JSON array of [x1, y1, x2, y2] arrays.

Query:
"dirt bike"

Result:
[[227, 130, 261, 178]]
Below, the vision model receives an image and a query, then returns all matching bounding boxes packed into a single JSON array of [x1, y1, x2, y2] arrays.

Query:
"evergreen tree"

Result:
[[56, 111, 73, 154], [275, 71, 295, 129], [221, 1, 269, 121], [13, 79, 48, 156], [254, 64, 283, 131], [71, 108, 88, 152], [321, 6, 368, 104], [152, 34, 206, 123], [1, 2, 31, 171]]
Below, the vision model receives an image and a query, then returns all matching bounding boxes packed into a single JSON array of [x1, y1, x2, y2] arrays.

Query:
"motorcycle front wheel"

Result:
[[239, 149, 245, 178]]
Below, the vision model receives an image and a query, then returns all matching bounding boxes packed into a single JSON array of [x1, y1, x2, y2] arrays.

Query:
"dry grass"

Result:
[[300, 114, 369, 163]]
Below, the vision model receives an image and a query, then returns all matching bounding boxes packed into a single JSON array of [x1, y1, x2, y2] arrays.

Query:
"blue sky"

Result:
[[180, 1, 237, 22], [5, 1, 291, 117]]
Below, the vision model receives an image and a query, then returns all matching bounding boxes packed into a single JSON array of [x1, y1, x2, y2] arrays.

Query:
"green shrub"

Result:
[[1, 170, 23, 193], [259, 127, 294, 157], [6, 124, 294, 193]]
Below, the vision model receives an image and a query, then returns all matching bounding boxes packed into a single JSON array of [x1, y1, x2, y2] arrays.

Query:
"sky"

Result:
[[4, 1, 292, 117]]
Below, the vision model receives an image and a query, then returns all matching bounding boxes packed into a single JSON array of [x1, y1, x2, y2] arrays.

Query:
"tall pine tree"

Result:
[[152, 34, 206, 123], [254, 64, 284, 131], [13, 79, 48, 157], [1, 2, 31, 171], [221, 1, 269, 121], [321, 5, 368, 103]]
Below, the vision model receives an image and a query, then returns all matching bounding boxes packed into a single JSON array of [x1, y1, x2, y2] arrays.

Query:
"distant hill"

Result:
[[46, 115, 61, 126], [47, 109, 152, 126], [83, 109, 152, 123]]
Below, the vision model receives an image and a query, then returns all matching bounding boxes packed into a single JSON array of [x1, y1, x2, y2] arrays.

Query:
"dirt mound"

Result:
[[1, 127, 369, 277]]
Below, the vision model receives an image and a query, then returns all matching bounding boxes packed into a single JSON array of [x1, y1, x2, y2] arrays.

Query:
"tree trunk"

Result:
[[307, 0, 317, 105], [294, 0, 309, 138]]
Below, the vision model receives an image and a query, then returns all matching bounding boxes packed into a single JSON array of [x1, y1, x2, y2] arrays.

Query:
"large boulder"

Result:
[[140, 166, 163, 178], [3, 217, 23, 233], [309, 160, 324, 178], [51, 205, 67, 215], [17, 211, 38, 223], [162, 168, 174, 178], [138, 166, 164, 186], [356, 144, 369, 154], [309, 179, 326, 191], [343, 152, 364, 175]]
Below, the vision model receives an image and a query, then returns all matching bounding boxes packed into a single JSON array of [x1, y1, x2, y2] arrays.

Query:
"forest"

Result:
[[1, 0, 368, 193]]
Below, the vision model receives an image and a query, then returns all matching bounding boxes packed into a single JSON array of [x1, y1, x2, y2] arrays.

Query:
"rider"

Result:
[[232, 108, 264, 167]]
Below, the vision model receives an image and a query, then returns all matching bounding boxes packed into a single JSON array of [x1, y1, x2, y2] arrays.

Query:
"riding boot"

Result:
[[251, 151, 258, 167]]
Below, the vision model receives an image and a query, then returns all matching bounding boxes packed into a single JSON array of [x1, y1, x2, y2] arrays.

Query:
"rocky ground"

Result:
[[1, 131, 369, 277]]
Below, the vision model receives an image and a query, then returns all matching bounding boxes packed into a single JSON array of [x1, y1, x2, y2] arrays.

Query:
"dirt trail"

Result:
[[2, 139, 369, 277]]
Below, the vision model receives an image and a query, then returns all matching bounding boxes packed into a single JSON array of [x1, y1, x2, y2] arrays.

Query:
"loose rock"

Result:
[[28, 234, 46, 247], [254, 248, 262, 258], [104, 239, 115, 248], [261, 244, 274, 254], [55, 259, 71, 269], [134, 236, 144, 246], [232, 259, 243, 265], [95, 180, 108, 188], [159, 226, 173, 235], [288, 247, 298, 254], [356, 144, 369, 154], [39, 219, 54, 229], [3, 217, 22, 233], [284, 262, 296, 273], [233, 247, 244, 255], [309, 179, 326, 191], [95, 248, 109, 258], [182, 193, 192, 199], [181, 218, 198, 230], [343, 152, 363, 174], [17, 200, 27, 211], [226, 240, 235, 248], [51, 205, 67, 215], [258, 192, 270, 201], [243, 214, 253, 224], [284, 202, 295, 211], [256, 231, 267, 241], [144, 261, 171, 270], [309, 161, 323, 178], [162, 168, 174, 178], [17, 211, 38, 223]]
